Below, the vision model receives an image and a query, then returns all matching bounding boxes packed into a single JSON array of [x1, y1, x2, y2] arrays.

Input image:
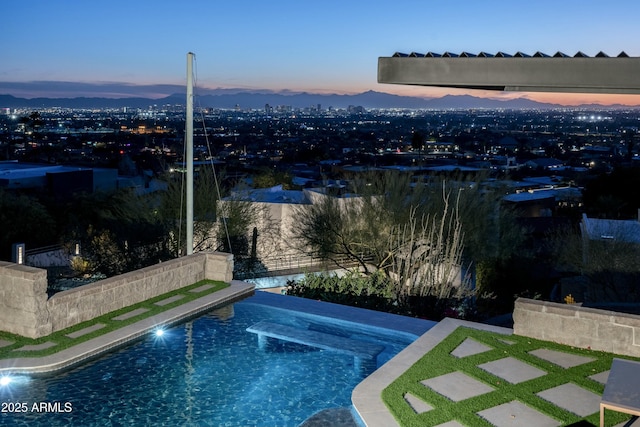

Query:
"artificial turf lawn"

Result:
[[0, 279, 229, 360], [382, 326, 638, 427]]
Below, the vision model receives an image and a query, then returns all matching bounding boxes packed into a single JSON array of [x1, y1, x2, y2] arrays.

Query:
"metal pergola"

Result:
[[378, 51, 640, 94]]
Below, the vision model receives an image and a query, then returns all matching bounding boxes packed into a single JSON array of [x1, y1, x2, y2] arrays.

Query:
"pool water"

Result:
[[0, 293, 427, 426]]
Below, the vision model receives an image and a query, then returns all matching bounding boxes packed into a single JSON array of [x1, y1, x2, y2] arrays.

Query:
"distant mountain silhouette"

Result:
[[130, 91, 564, 110], [1, 90, 638, 110], [0, 94, 158, 109]]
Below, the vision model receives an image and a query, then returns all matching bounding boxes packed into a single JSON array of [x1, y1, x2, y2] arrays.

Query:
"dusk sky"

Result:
[[3, 0, 640, 105]]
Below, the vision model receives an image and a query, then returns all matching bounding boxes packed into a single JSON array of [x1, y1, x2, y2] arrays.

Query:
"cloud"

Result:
[[0, 81, 187, 99]]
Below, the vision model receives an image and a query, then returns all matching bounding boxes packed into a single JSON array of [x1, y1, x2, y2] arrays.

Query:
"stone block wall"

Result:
[[513, 297, 640, 358], [204, 251, 234, 283], [0, 252, 234, 339], [0, 261, 51, 338]]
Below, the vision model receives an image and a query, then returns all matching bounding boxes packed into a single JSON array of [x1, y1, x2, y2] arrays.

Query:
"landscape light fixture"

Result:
[[11, 243, 25, 265]]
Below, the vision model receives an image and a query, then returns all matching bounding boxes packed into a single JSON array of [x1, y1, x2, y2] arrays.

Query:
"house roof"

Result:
[[226, 185, 309, 204], [502, 190, 555, 203], [526, 158, 564, 168], [503, 187, 582, 203], [581, 214, 640, 243]]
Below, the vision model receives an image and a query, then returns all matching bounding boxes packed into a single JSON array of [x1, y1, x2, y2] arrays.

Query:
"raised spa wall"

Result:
[[0, 252, 233, 339], [514, 297, 640, 358]]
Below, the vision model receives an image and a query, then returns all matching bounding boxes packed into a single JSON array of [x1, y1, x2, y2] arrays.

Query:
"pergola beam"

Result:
[[378, 54, 640, 94]]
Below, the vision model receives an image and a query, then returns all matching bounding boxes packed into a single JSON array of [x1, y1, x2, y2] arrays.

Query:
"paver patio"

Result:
[[353, 318, 640, 427]]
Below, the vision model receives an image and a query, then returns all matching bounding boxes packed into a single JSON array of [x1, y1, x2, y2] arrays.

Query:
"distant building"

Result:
[[0, 162, 118, 195], [580, 213, 640, 269], [487, 156, 518, 171], [218, 185, 367, 263], [580, 213, 640, 244], [0, 161, 161, 196], [347, 105, 365, 114], [219, 185, 312, 261], [492, 136, 519, 154], [502, 186, 582, 217], [525, 158, 565, 171], [503, 190, 556, 217]]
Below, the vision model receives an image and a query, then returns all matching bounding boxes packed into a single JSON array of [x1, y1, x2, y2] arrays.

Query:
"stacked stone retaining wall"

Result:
[[0, 252, 233, 339], [0, 262, 50, 338], [513, 297, 640, 358]]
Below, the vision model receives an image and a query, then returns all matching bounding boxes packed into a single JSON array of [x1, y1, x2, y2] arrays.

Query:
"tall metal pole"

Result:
[[186, 52, 194, 255]]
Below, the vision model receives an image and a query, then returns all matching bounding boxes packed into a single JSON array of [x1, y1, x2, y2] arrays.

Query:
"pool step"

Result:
[[247, 321, 384, 373]]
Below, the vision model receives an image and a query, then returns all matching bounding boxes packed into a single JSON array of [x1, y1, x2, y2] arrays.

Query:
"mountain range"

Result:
[[1, 90, 638, 110]]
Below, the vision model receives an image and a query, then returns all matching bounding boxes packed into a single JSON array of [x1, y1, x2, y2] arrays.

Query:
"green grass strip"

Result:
[[0, 279, 229, 359], [382, 326, 638, 427]]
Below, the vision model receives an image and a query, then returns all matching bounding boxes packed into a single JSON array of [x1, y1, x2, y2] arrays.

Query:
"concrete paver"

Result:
[[537, 383, 601, 417], [478, 357, 547, 384], [65, 323, 106, 339], [112, 307, 149, 321], [450, 337, 493, 358], [421, 371, 495, 402], [154, 294, 185, 306], [14, 341, 57, 352], [403, 392, 433, 414], [590, 370, 610, 385], [434, 421, 466, 427], [189, 284, 213, 293], [529, 348, 596, 369], [477, 400, 560, 427]]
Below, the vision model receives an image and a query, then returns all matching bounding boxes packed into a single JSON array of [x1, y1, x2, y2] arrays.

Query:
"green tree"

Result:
[[582, 166, 640, 219], [158, 167, 220, 256], [158, 166, 275, 278], [252, 168, 294, 189], [215, 189, 279, 277], [0, 189, 57, 260], [292, 171, 523, 317], [295, 176, 445, 281], [86, 228, 128, 276], [61, 188, 171, 275], [548, 223, 640, 303]]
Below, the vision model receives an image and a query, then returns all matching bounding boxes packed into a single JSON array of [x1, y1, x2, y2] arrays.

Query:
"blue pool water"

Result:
[[0, 292, 433, 426]]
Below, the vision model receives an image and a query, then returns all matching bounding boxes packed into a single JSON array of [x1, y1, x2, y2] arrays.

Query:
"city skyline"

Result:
[[3, 0, 640, 106]]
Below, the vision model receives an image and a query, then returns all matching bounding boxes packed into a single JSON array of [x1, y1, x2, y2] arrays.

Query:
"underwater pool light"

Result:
[[154, 328, 165, 337], [0, 376, 12, 386]]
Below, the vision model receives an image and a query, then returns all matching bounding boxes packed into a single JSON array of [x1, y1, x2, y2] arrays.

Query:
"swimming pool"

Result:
[[0, 292, 434, 426]]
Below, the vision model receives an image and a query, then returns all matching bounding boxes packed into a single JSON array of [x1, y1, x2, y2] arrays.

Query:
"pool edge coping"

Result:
[[0, 280, 255, 375], [351, 317, 514, 427]]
